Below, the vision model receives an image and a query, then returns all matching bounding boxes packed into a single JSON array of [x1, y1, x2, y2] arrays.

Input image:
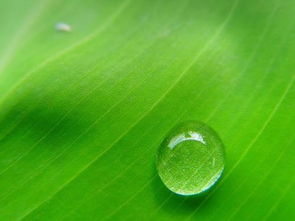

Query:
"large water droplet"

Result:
[[156, 121, 225, 196]]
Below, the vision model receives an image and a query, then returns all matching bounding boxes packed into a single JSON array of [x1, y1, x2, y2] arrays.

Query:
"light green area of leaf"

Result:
[[0, 0, 294, 220]]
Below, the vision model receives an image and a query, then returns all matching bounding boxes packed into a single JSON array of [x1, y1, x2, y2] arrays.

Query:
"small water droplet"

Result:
[[55, 22, 72, 32], [156, 121, 225, 196]]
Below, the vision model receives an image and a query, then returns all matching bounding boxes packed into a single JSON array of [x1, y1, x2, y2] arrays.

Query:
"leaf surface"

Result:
[[0, 0, 294, 220]]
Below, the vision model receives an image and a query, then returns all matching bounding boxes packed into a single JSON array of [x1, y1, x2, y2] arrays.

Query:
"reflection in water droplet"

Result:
[[156, 121, 225, 196]]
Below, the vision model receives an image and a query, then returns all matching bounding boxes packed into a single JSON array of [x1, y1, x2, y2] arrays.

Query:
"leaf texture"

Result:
[[0, 0, 294, 220]]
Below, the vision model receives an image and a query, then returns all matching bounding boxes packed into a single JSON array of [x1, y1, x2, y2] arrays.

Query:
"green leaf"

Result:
[[0, 0, 294, 220]]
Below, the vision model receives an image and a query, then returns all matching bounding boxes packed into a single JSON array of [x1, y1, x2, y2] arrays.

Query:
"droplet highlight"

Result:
[[156, 121, 225, 196]]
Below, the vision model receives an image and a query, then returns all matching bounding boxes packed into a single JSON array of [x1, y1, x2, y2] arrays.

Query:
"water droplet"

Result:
[[55, 22, 72, 32], [156, 121, 225, 196]]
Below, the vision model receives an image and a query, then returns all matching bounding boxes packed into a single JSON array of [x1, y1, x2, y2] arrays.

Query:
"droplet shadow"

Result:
[[151, 167, 211, 217]]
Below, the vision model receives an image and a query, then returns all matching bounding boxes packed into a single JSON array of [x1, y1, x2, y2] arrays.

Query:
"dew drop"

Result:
[[55, 22, 72, 32], [156, 121, 225, 196]]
